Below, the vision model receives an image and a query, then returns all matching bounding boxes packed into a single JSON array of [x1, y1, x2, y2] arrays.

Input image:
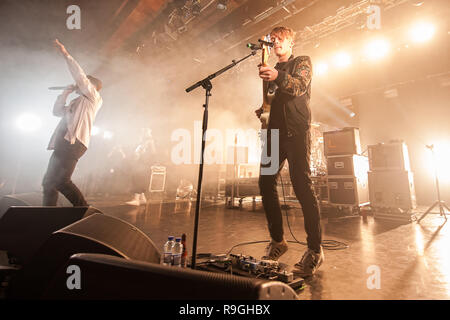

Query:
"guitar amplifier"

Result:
[[149, 166, 166, 192], [327, 175, 369, 206], [323, 127, 361, 156], [368, 141, 411, 171], [326, 155, 369, 177], [368, 170, 416, 210]]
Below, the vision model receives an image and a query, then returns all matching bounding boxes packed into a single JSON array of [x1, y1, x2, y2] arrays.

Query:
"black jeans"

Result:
[[259, 129, 322, 252], [42, 136, 88, 206]]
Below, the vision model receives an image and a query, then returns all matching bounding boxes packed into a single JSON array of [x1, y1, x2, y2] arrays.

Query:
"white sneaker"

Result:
[[261, 239, 288, 261], [126, 193, 141, 206], [139, 193, 147, 205]]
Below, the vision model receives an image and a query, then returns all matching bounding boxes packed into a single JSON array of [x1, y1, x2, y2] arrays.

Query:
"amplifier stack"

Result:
[[323, 127, 369, 211], [367, 141, 417, 221]]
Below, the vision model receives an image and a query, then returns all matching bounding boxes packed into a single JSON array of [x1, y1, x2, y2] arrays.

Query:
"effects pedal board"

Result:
[[198, 253, 305, 291]]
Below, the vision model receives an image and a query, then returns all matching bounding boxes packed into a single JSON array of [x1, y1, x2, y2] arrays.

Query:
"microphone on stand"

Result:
[[246, 40, 274, 50], [258, 39, 274, 47], [246, 43, 262, 50]]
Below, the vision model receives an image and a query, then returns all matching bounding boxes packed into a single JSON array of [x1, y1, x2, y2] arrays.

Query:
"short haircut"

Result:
[[87, 75, 102, 91], [270, 26, 296, 41]]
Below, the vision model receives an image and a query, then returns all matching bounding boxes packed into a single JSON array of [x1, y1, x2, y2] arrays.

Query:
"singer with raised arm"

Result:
[[42, 39, 103, 206], [255, 26, 323, 277]]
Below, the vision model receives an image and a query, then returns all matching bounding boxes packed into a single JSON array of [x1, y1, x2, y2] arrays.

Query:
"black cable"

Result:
[[221, 173, 349, 256], [279, 174, 349, 251]]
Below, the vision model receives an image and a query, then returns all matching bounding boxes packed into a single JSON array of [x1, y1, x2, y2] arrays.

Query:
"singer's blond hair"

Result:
[[270, 26, 296, 41]]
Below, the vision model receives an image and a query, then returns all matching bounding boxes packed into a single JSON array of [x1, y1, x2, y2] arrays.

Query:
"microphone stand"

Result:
[[185, 49, 258, 269]]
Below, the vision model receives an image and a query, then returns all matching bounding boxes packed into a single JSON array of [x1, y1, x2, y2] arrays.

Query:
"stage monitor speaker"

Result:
[[9, 213, 160, 299], [0, 192, 71, 218], [323, 127, 361, 156], [0, 206, 101, 265], [43, 253, 298, 300], [368, 141, 411, 171]]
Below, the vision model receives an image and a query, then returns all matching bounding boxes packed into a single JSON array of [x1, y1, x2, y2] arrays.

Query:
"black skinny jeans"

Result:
[[42, 135, 88, 206], [259, 129, 322, 252]]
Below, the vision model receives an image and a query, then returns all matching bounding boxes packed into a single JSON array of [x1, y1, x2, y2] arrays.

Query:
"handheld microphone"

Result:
[[48, 86, 75, 90]]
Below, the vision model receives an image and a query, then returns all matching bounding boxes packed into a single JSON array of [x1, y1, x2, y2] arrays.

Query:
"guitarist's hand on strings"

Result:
[[259, 65, 278, 82]]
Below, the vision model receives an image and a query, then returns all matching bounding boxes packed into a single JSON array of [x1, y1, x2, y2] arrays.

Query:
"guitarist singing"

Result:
[[255, 26, 323, 277]]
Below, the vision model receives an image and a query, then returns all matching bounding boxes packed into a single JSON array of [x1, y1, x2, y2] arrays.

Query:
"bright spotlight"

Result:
[[16, 113, 42, 132], [333, 52, 351, 68], [424, 141, 450, 183], [103, 130, 114, 140], [91, 126, 100, 136], [349, 112, 356, 118], [315, 62, 328, 76], [363, 39, 390, 60], [409, 22, 435, 43]]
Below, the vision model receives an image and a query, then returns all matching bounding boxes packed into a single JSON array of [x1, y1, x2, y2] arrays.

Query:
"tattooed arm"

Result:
[[274, 56, 312, 97]]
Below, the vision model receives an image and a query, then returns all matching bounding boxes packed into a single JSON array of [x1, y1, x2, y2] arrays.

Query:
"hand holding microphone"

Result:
[[48, 84, 77, 92]]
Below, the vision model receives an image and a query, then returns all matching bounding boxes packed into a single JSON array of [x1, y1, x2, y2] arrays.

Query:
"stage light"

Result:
[[349, 112, 356, 118], [409, 21, 435, 43], [363, 38, 390, 60], [103, 130, 114, 140], [16, 113, 42, 132], [315, 62, 328, 76], [424, 141, 450, 183], [333, 52, 351, 68], [91, 126, 100, 136]]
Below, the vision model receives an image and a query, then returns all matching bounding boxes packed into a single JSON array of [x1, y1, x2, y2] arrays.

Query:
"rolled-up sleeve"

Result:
[[64, 54, 98, 101], [274, 56, 312, 97]]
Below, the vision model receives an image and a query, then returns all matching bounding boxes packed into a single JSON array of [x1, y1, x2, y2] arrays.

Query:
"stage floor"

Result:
[[89, 195, 450, 300]]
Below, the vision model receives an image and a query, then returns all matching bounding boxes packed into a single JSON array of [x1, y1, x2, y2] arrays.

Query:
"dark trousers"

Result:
[[259, 129, 322, 252], [42, 136, 88, 206]]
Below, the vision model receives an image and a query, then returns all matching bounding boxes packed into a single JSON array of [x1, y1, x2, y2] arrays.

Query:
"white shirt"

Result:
[[48, 54, 103, 150]]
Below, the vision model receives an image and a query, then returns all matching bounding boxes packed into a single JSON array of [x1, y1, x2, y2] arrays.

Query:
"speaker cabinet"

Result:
[[326, 155, 369, 176], [0, 192, 71, 217], [323, 127, 361, 156], [149, 166, 166, 192], [368, 171, 417, 210], [327, 175, 369, 206], [0, 206, 101, 265], [43, 253, 299, 300], [368, 141, 411, 171], [9, 213, 161, 299]]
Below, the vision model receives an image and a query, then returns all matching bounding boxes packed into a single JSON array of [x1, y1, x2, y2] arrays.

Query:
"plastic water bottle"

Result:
[[172, 237, 183, 267], [163, 236, 175, 266], [181, 233, 187, 268]]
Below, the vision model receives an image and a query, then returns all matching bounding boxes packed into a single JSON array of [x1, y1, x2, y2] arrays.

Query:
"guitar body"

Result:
[[259, 35, 273, 130], [260, 82, 274, 129]]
